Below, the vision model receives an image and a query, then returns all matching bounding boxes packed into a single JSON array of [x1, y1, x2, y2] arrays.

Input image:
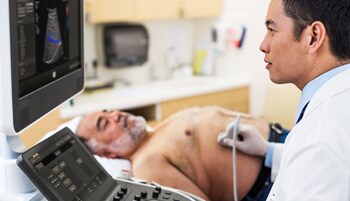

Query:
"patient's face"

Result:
[[76, 110, 147, 157]]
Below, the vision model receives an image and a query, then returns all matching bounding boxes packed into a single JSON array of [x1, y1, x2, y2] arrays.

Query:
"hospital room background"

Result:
[[20, 0, 301, 148]]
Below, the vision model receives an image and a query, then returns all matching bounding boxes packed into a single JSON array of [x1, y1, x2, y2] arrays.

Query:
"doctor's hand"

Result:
[[234, 124, 269, 157]]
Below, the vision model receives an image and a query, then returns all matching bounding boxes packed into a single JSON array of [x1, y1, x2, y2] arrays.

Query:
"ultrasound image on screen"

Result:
[[35, 0, 69, 70], [42, 8, 64, 64], [16, 0, 81, 97]]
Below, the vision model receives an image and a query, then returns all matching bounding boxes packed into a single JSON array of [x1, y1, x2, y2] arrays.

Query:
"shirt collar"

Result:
[[295, 63, 350, 123]]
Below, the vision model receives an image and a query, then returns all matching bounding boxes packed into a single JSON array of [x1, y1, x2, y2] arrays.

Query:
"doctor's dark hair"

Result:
[[282, 0, 350, 60]]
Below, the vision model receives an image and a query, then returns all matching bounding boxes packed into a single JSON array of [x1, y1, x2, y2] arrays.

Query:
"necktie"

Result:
[[296, 102, 309, 124]]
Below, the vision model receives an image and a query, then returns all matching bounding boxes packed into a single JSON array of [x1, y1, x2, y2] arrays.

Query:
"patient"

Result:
[[76, 106, 274, 201]]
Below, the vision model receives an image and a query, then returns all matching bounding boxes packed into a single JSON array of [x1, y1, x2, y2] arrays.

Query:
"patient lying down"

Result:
[[76, 106, 270, 201]]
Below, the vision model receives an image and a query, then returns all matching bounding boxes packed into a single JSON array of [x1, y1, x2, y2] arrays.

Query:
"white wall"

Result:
[[217, 0, 270, 116]]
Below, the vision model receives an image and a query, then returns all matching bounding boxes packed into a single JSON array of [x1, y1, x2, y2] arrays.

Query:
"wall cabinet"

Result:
[[160, 87, 249, 120], [85, 0, 222, 23], [86, 0, 180, 23], [181, 0, 223, 18], [85, 0, 134, 23], [134, 0, 180, 21]]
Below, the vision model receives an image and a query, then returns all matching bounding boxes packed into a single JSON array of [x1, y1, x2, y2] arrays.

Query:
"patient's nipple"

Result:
[[185, 129, 192, 136]]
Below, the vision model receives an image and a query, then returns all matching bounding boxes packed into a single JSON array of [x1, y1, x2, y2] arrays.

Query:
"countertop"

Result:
[[60, 76, 250, 119]]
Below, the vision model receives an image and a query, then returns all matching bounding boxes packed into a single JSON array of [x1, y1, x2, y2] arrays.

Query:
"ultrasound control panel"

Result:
[[17, 127, 198, 201]]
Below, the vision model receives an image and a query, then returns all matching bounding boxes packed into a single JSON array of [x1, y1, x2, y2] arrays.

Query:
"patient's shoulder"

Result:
[[132, 152, 167, 177]]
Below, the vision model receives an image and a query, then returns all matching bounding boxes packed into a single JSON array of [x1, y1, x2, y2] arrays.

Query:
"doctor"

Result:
[[227, 0, 350, 200]]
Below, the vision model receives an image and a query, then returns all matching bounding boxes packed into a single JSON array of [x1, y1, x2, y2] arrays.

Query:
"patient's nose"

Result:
[[108, 111, 121, 122]]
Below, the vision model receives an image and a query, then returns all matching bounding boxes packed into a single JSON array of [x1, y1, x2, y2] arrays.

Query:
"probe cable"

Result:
[[232, 115, 239, 201]]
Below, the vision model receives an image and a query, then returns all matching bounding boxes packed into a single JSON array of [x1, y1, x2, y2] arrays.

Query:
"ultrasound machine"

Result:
[[0, 0, 200, 200]]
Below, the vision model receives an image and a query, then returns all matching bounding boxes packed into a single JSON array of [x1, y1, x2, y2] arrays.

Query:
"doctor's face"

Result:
[[259, 0, 308, 89], [76, 110, 147, 157]]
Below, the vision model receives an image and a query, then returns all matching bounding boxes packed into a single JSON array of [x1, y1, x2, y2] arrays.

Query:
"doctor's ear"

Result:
[[308, 35, 316, 46], [306, 21, 326, 53]]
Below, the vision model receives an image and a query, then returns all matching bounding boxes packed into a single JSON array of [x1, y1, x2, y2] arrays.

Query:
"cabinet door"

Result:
[[88, 0, 135, 23], [86, 0, 181, 23], [134, 0, 180, 20], [160, 87, 249, 120], [20, 109, 63, 148], [181, 0, 223, 18]]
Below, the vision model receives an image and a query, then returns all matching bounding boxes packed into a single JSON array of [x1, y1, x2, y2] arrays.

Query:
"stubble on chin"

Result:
[[127, 116, 147, 141]]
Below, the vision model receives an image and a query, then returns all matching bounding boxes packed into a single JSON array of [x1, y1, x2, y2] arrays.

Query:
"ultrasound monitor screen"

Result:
[[16, 0, 81, 97], [8, 0, 84, 132]]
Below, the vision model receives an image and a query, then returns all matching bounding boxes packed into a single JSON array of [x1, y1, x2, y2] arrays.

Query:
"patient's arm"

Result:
[[132, 154, 210, 201]]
